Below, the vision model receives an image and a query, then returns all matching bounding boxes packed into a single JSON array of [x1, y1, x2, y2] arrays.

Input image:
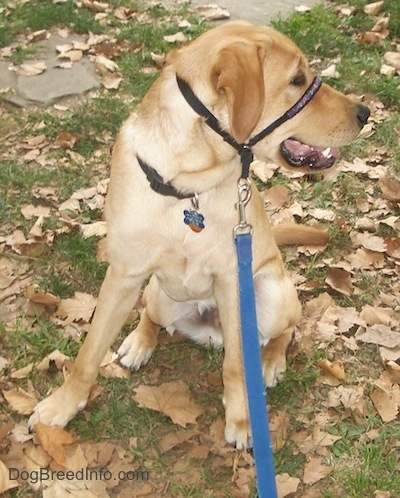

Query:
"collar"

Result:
[[137, 75, 322, 199], [137, 156, 193, 199]]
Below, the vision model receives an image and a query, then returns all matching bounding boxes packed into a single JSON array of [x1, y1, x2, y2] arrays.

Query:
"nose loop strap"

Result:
[[247, 76, 323, 147]]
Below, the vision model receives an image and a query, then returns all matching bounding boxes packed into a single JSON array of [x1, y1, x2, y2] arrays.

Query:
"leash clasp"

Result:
[[233, 178, 252, 239]]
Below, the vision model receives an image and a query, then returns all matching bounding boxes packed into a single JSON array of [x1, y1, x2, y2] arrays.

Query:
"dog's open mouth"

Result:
[[280, 138, 340, 170]]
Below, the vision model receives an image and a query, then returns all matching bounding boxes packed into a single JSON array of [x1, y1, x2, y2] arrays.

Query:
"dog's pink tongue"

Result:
[[284, 139, 313, 157], [283, 138, 340, 169]]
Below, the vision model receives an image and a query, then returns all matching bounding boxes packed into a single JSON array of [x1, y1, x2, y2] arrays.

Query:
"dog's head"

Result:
[[169, 21, 369, 173]]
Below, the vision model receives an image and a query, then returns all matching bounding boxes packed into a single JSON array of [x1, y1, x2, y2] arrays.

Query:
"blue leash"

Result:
[[234, 181, 278, 498]]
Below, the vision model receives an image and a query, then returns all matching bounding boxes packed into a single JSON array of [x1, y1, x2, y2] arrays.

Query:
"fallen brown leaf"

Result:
[[21, 204, 52, 220], [24, 284, 60, 307], [36, 349, 71, 372], [270, 410, 290, 451], [325, 267, 354, 296], [100, 350, 130, 378], [16, 61, 47, 76], [0, 459, 19, 494], [385, 237, 400, 259], [359, 305, 395, 327], [383, 361, 400, 384], [318, 359, 346, 380], [163, 32, 188, 43], [82, 0, 109, 12], [352, 232, 387, 252], [57, 49, 83, 62], [336, 5, 356, 16], [303, 456, 332, 485], [346, 248, 385, 269], [95, 55, 118, 75], [35, 423, 75, 466], [27, 29, 50, 43], [195, 4, 230, 21], [374, 491, 392, 498], [364, 1, 384, 15], [114, 6, 137, 20], [54, 132, 78, 149], [133, 380, 205, 427], [10, 363, 34, 380], [56, 292, 97, 324], [276, 473, 300, 498], [102, 72, 122, 90], [0, 423, 14, 445], [356, 325, 400, 348], [370, 388, 399, 422], [379, 176, 400, 201], [159, 429, 199, 452], [2, 388, 37, 415], [80, 221, 107, 238]]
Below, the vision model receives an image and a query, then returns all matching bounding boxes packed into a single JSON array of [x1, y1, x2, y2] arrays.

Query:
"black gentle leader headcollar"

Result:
[[137, 75, 322, 198], [176, 75, 322, 179]]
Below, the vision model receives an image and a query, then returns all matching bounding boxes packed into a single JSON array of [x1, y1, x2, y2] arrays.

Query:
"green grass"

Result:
[[273, 3, 400, 107], [1, 0, 399, 496], [328, 421, 400, 496]]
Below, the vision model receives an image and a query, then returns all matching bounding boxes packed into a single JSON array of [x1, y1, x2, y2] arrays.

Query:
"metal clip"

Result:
[[233, 178, 252, 239]]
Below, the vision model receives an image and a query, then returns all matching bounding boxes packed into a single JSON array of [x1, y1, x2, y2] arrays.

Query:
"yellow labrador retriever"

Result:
[[29, 22, 369, 449]]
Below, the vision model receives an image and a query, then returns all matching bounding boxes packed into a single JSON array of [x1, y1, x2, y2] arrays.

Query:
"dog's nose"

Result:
[[356, 104, 370, 127]]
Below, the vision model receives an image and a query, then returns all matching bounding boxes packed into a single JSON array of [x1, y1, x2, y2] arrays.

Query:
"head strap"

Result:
[[177, 75, 322, 178]]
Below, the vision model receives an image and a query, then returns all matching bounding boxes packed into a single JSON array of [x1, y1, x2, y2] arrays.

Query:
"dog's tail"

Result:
[[272, 224, 329, 246]]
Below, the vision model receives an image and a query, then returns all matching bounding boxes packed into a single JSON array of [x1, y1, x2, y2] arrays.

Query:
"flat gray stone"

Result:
[[2, 34, 100, 108], [14, 58, 100, 107], [0, 61, 16, 91], [193, 0, 323, 25]]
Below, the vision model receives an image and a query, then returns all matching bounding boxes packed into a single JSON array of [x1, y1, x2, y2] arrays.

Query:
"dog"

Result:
[[29, 21, 369, 449]]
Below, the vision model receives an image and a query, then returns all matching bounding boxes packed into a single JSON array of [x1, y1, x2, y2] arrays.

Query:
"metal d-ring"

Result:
[[190, 192, 199, 211]]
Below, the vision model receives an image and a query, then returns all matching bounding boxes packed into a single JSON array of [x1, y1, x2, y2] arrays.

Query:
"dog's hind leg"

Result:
[[118, 306, 161, 370], [254, 271, 301, 387], [118, 275, 222, 369], [261, 329, 294, 387], [29, 265, 145, 429]]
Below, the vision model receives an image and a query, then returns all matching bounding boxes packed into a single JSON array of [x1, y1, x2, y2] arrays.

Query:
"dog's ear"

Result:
[[211, 43, 266, 143]]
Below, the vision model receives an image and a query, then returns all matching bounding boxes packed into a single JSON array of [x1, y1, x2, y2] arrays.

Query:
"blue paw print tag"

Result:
[[184, 209, 205, 232], [183, 194, 205, 232]]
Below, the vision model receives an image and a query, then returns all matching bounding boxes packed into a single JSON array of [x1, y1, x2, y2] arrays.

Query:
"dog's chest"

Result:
[[155, 254, 215, 301]]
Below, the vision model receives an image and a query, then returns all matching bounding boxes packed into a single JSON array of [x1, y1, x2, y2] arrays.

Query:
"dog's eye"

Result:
[[290, 73, 306, 86]]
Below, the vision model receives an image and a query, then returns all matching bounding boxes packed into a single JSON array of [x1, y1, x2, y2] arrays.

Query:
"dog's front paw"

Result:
[[117, 331, 155, 370], [223, 400, 251, 449], [29, 388, 87, 430], [225, 417, 252, 450]]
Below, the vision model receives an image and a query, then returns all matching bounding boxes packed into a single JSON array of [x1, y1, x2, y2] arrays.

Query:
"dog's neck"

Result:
[[133, 70, 241, 197]]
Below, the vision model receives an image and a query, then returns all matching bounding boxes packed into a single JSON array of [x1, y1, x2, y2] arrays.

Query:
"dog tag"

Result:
[[184, 194, 205, 232], [183, 209, 205, 232]]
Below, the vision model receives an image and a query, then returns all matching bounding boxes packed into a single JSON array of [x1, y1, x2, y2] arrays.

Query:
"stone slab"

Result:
[[193, 0, 322, 25], [1, 34, 100, 108]]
